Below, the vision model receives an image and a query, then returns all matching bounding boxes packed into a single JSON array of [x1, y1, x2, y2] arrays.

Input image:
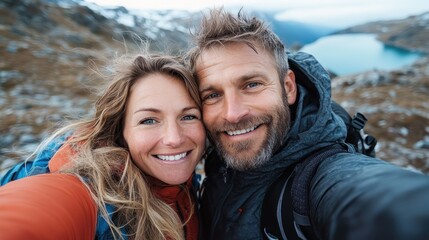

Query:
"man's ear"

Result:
[[284, 70, 297, 105]]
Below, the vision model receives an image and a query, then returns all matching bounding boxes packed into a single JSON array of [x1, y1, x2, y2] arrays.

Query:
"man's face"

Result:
[[195, 42, 297, 171]]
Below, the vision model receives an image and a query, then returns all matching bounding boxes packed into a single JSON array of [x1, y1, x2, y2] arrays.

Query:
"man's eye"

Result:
[[140, 119, 157, 125], [204, 92, 220, 100], [246, 82, 260, 88]]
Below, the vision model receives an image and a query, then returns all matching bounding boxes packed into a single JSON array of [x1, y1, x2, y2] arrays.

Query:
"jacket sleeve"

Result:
[[0, 136, 67, 185], [0, 173, 97, 240], [310, 153, 429, 240]]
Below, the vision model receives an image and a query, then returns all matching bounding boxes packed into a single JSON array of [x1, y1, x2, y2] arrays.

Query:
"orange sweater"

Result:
[[0, 144, 199, 239], [0, 173, 97, 240]]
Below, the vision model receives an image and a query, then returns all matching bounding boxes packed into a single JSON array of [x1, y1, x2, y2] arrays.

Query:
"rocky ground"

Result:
[[0, 0, 192, 172], [332, 56, 429, 172], [0, 1, 428, 174]]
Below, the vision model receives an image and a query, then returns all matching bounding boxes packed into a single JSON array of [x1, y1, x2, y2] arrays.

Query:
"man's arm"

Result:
[[311, 154, 429, 240]]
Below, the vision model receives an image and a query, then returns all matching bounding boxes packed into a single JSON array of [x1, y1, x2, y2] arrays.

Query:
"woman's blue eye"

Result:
[[182, 115, 198, 121], [140, 119, 157, 125]]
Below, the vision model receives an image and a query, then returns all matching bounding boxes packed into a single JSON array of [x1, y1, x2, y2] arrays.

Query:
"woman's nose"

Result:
[[162, 122, 185, 147]]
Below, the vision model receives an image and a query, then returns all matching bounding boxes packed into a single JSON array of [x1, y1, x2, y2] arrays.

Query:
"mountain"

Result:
[[259, 12, 335, 49], [334, 12, 429, 54], [0, 0, 428, 173], [272, 20, 334, 49]]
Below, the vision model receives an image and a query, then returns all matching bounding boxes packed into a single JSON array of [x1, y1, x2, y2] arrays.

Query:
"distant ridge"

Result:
[[334, 11, 429, 54], [252, 11, 336, 49]]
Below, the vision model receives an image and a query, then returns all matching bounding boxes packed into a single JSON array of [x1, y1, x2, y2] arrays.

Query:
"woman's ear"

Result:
[[284, 70, 297, 105]]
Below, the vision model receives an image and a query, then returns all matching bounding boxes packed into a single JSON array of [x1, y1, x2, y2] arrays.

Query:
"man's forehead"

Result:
[[196, 43, 263, 67]]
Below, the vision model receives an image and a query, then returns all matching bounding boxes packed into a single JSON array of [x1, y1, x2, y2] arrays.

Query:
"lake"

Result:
[[299, 33, 424, 76]]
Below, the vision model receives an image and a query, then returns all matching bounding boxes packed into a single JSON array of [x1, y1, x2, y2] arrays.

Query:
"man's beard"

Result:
[[208, 93, 291, 171]]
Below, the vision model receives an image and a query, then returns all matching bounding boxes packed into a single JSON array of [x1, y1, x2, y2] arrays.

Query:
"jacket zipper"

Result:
[[208, 166, 235, 240]]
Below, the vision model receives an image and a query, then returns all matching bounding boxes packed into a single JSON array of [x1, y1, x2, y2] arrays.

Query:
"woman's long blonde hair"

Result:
[[46, 53, 201, 240]]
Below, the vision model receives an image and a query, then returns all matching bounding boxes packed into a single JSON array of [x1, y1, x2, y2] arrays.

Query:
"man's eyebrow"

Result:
[[198, 71, 266, 93], [199, 85, 215, 93], [239, 72, 265, 81]]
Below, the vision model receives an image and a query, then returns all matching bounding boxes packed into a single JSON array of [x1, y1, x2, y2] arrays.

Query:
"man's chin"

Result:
[[222, 149, 268, 171], [213, 135, 271, 170], [226, 161, 257, 171]]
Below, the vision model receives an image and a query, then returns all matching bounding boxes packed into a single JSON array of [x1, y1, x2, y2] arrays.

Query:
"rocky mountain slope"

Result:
[[331, 12, 429, 172], [332, 57, 429, 172], [335, 12, 429, 54], [0, 1, 428, 173], [0, 0, 194, 170]]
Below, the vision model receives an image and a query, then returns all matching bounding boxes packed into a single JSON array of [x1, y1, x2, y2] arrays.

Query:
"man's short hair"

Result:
[[188, 8, 289, 81]]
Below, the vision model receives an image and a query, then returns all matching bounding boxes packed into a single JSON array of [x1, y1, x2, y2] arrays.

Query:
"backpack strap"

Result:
[[351, 112, 377, 157], [261, 161, 297, 240], [331, 101, 377, 157], [261, 144, 348, 240], [290, 144, 347, 239]]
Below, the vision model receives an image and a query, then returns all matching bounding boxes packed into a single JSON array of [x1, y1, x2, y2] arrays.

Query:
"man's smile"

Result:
[[225, 125, 260, 136]]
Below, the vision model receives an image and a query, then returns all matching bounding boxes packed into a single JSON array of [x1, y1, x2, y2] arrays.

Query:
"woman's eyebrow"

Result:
[[133, 108, 160, 114]]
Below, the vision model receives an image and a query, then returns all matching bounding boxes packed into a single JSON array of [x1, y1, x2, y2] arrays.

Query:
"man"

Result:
[[188, 8, 429, 240]]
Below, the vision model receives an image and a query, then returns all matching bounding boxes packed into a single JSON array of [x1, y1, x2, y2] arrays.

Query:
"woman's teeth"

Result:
[[157, 152, 187, 161]]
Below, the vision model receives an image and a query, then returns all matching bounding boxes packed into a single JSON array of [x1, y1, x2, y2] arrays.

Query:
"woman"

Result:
[[0, 53, 205, 240]]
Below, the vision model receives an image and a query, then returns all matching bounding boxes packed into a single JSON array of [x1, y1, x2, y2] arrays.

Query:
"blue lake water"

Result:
[[300, 33, 424, 76]]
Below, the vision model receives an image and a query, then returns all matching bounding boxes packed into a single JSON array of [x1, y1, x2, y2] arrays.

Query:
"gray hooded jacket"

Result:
[[200, 51, 429, 240]]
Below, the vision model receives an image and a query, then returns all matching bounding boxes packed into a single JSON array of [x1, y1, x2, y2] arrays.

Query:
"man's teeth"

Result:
[[226, 126, 256, 136], [157, 152, 187, 161]]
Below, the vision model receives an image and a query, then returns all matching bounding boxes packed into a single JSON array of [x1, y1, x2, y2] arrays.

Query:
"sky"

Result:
[[86, 0, 429, 28]]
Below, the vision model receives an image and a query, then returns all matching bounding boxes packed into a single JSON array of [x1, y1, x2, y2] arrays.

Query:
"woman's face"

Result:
[[123, 73, 205, 185]]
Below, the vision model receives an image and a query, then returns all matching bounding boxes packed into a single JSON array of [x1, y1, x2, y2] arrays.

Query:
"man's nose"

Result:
[[162, 122, 185, 147], [223, 92, 249, 123]]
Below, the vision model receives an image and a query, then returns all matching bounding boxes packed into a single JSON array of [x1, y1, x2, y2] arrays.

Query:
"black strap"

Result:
[[262, 144, 348, 240], [261, 162, 296, 240]]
